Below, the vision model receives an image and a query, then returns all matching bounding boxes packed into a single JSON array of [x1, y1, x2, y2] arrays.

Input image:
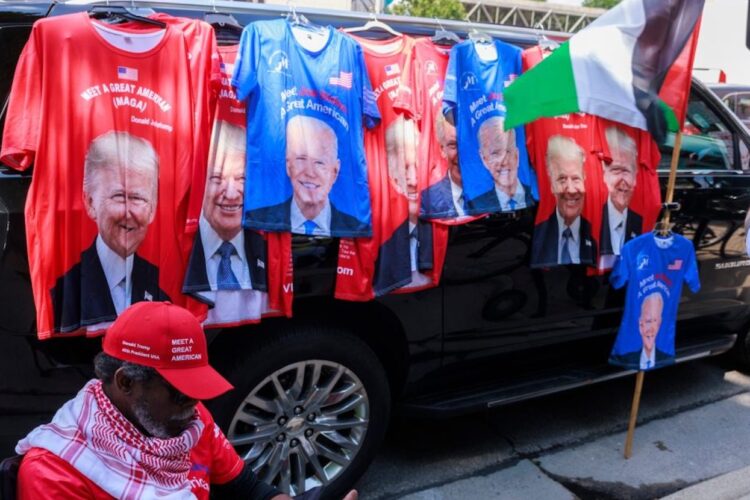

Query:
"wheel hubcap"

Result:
[[227, 360, 370, 496]]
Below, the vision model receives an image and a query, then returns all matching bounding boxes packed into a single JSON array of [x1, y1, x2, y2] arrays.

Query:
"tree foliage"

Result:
[[582, 0, 621, 8], [388, 0, 466, 21]]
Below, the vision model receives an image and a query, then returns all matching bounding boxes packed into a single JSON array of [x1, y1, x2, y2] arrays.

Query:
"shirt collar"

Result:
[[607, 197, 627, 232], [96, 235, 133, 293], [495, 182, 526, 210], [290, 199, 331, 235], [556, 209, 580, 244], [640, 347, 656, 369], [199, 216, 247, 264], [449, 176, 465, 216]]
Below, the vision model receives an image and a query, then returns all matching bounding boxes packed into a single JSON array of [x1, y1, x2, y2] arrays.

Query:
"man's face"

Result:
[[286, 130, 339, 214], [480, 126, 518, 195], [549, 157, 585, 226], [603, 148, 637, 213], [439, 120, 461, 185], [387, 132, 419, 224], [203, 149, 245, 241], [129, 375, 198, 439], [638, 297, 663, 354], [84, 165, 156, 259]]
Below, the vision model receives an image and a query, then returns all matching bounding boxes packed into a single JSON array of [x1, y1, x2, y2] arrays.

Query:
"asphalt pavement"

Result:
[[356, 358, 750, 499]]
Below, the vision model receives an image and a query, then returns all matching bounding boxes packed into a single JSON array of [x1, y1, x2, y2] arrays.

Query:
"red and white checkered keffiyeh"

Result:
[[17, 380, 204, 499]]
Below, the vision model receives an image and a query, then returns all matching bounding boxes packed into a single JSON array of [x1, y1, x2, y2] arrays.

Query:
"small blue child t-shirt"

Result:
[[609, 232, 700, 371], [233, 19, 380, 237], [442, 39, 537, 215]]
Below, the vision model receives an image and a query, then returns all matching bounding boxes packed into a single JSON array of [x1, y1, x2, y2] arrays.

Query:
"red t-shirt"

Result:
[[0, 13, 217, 337], [336, 34, 447, 299], [523, 46, 605, 268], [593, 118, 662, 270], [17, 404, 244, 499], [182, 44, 293, 326], [396, 38, 483, 227]]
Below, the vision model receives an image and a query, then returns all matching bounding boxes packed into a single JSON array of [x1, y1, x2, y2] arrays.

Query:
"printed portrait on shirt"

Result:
[[465, 116, 531, 214], [51, 131, 169, 332], [183, 120, 272, 327], [384, 116, 432, 289], [420, 111, 466, 219], [598, 126, 642, 269], [244, 114, 367, 238], [610, 290, 669, 370], [596, 122, 662, 271], [531, 135, 597, 267]]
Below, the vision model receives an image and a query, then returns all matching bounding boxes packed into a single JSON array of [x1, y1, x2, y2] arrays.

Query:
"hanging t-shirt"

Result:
[[442, 39, 537, 217], [0, 13, 217, 338], [608, 232, 700, 371], [183, 45, 293, 328], [593, 119, 662, 271], [336, 34, 443, 299], [232, 19, 380, 237], [395, 37, 483, 226], [523, 46, 604, 268]]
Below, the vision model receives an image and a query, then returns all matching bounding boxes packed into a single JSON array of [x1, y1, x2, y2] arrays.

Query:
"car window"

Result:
[[734, 93, 750, 124], [659, 91, 736, 171], [0, 26, 33, 157], [722, 94, 736, 112]]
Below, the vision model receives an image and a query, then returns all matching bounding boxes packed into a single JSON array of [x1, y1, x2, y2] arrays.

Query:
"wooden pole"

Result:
[[660, 131, 683, 232], [623, 131, 684, 459], [624, 370, 645, 459]]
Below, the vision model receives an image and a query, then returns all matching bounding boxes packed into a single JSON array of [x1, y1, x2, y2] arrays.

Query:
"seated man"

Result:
[[15, 301, 356, 500]]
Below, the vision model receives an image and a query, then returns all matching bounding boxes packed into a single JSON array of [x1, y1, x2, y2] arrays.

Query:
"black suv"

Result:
[[3, 2, 750, 498]]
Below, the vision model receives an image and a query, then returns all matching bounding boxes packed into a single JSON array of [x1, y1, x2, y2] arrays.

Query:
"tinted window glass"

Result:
[[0, 26, 33, 156], [660, 92, 735, 171]]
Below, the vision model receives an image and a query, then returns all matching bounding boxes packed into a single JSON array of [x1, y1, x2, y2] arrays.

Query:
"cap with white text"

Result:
[[102, 301, 233, 400]]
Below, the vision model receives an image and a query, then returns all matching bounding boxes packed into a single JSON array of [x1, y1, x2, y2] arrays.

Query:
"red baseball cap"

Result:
[[103, 302, 233, 400]]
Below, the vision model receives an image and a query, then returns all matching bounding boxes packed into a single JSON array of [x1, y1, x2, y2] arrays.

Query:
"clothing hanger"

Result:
[[653, 221, 673, 237], [534, 22, 559, 52], [205, 1, 242, 45], [89, 0, 165, 28], [431, 17, 460, 46], [344, 12, 401, 37], [285, 1, 325, 35]]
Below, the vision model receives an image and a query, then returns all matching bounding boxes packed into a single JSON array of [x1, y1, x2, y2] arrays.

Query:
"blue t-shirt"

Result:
[[442, 39, 537, 215], [233, 19, 380, 237], [609, 232, 700, 371]]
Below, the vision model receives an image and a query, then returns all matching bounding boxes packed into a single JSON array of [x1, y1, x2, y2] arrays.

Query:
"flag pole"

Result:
[[624, 370, 645, 458], [661, 131, 684, 232], [623, 130, 684, 459]]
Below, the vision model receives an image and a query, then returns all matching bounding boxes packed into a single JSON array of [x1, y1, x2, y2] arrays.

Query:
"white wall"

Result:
[[695, 0, 750, 84]]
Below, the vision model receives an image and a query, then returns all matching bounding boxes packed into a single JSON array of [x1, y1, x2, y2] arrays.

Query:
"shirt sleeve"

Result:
[[232, 23, 260, 102], [610, 244, 631, 289], [202, 411, 245, 485], [356, 43, 380, 130], [17, 448, 99, 500], [392, 41, 418, 122], [0, 22, 43, 171], [684, 243, 700, 293], [441, 45, 458, 121]]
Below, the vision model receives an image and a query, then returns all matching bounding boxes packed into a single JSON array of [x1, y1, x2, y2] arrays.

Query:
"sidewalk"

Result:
[[390, 391, 750, 500], [662, 466, 750, 500]]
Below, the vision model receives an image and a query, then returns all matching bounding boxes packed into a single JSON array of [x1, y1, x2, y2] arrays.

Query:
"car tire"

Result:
[[207, 325, 391, 499]]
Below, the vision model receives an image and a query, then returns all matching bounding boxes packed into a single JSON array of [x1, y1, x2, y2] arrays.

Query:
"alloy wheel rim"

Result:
[[227, 359, 370, 495]]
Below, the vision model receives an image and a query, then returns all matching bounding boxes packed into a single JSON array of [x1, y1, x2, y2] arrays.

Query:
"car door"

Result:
[[661, 82, 750, 342]]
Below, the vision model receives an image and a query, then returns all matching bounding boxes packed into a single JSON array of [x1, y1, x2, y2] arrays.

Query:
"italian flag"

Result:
[[504, 0, 704, 143]]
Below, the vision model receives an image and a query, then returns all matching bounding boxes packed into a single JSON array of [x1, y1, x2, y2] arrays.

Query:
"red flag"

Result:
[[659, 17, 703, 127]]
